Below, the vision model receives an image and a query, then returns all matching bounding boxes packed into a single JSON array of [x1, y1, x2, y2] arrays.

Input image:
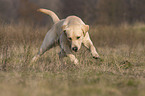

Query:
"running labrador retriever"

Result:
[[32, 8, 100, 64]]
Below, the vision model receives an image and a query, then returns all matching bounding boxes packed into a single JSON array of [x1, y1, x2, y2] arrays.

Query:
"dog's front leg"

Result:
[[61, 45, 78, 65], [58, 49, 66, 63], [60, 36, 79, 65], [83, 33, 100, 59], [67, 54, 78, 64], [59, 49, 78, 64]]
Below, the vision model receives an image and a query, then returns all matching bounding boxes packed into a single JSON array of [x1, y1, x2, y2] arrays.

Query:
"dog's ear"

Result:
[[62, 25, 67, 30], [82, 25, 89, 36], [61, 25, 67, 34]]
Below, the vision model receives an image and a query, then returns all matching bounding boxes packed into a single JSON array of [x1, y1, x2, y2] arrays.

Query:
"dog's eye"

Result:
[[77, 36, 80, 39], [68, 37, 72, 40], [63, 30, 66, 33]]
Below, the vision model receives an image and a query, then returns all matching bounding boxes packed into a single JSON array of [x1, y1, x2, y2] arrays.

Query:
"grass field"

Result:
[[0, 22, 145, 96]]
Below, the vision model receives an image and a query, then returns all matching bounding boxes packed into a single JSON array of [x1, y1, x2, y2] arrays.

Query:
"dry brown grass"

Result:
[[0, 21, 145, 96]]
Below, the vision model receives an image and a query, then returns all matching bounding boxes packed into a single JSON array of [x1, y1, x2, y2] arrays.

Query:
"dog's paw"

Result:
[[74, 59, 79, 65], [93, 56, 100, 59], [31, 55, 39, 63], [92, 53, 100, 59], [93, 56, 104, 62]]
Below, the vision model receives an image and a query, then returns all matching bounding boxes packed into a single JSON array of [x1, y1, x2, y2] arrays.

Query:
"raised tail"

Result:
[[37, 8, 60, 23]]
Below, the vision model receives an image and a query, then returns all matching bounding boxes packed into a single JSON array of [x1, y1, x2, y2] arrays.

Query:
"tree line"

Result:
[[0, 0, 145, 25]]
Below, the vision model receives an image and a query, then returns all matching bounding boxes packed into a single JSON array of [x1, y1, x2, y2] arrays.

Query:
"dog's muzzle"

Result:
[[72, 47, 78, 52]]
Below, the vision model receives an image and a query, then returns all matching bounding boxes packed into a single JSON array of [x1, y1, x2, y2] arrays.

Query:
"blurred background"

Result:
[[0, 0, 145, 48], [1, 0, 145, 25]]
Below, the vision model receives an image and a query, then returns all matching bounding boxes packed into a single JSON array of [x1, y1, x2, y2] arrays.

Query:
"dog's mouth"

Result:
[[72, 50, 78, 52]]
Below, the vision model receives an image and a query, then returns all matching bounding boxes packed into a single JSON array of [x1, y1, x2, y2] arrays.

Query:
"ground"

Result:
[[0, 22, 145, 96]]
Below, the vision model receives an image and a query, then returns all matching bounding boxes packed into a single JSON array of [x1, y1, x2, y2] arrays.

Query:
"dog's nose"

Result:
[[72, 47, 78, 52]]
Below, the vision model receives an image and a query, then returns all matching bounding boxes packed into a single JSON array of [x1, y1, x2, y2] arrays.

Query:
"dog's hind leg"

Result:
[[32, 28, 58, 62]]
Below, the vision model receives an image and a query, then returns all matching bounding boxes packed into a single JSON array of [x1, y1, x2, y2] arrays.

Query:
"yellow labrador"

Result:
[[32, 8, 100, 64]]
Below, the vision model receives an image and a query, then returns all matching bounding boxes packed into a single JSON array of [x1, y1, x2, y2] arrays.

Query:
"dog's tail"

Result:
[[37, 8, 60, 23]]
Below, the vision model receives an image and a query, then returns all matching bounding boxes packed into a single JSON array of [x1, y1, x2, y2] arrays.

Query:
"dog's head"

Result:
[[62, 24, 89, 52]]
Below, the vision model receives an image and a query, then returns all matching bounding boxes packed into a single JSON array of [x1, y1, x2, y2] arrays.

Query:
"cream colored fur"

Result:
[[32, 8, 100, 64]]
